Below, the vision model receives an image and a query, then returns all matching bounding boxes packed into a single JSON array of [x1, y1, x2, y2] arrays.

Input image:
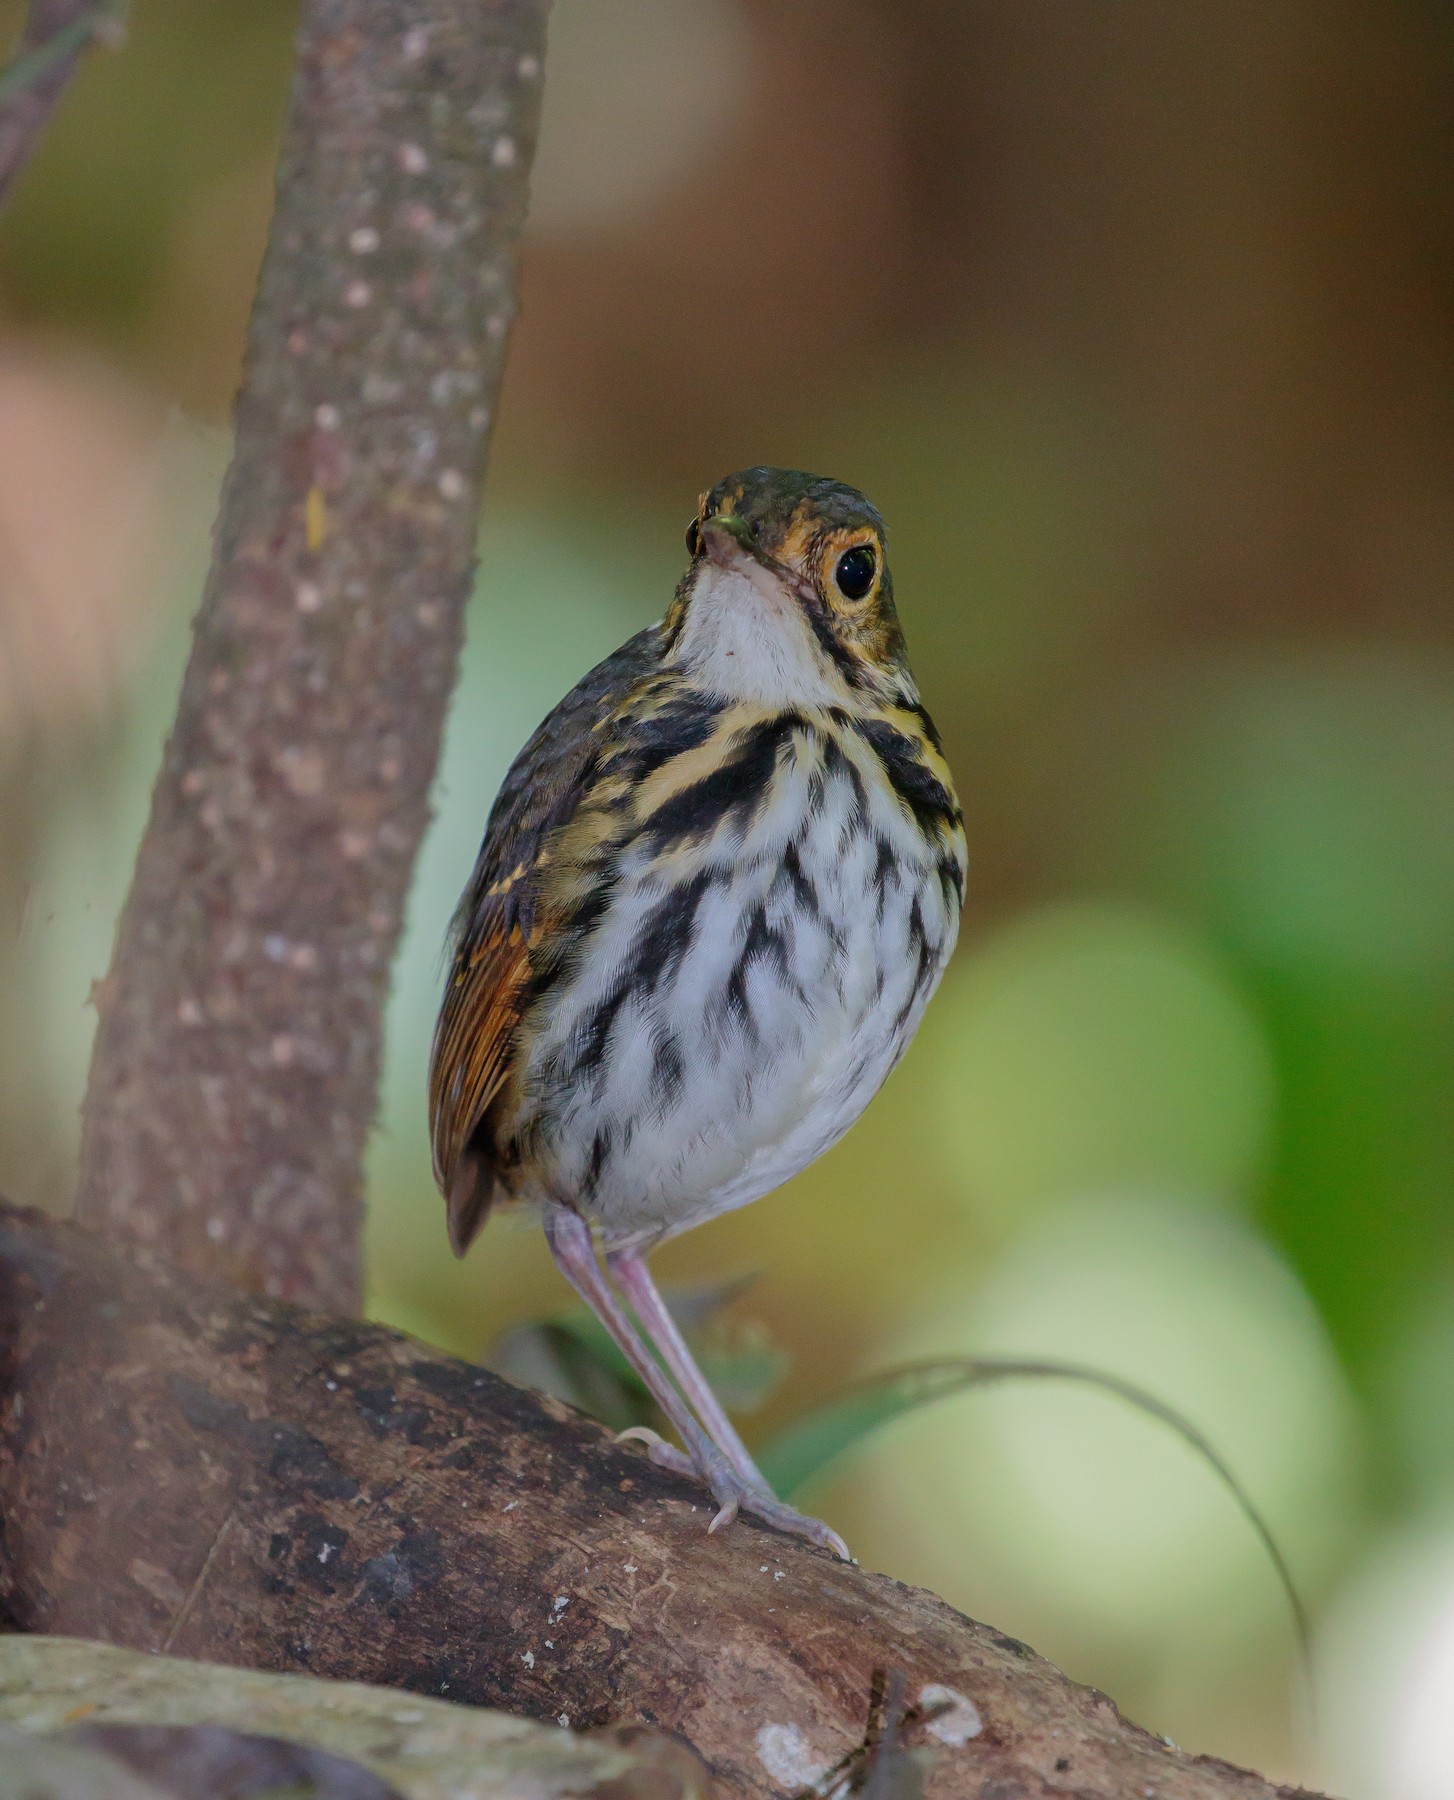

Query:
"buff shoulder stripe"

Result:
[[611, 694, 728, 783], [640, 711, 799, 846]]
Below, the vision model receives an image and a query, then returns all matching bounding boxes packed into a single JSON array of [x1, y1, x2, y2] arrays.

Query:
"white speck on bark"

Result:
[[756, 1724, 832, 1790], [918, 1684, 984, 1746]]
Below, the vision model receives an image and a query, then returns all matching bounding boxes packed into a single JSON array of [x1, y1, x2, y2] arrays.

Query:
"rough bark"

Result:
[[0, 1, 111, 207], [0, 1206, 1328, 1800], [73, 0, 547, 1311]]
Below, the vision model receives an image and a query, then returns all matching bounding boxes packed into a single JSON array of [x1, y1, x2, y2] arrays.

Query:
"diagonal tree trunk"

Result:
[[73, 0, 547, 1311]]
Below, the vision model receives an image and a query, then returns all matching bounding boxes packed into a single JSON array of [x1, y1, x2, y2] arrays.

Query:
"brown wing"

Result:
[[428, 915, 530, 1253], [426, 625, 663, 1254]]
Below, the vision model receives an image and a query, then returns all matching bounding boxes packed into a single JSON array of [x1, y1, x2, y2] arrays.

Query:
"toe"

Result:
[[616, 1430, 849, 1557], [616, 1426, 697, 1478], [737, 1492, 852, 1560]]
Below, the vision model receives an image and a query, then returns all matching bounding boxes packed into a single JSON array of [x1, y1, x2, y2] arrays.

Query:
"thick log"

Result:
[[0, 1207, 1324, 1800]]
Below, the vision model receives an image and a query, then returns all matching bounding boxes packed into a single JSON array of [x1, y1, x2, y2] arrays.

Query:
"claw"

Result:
[[615, 1426, 852, 1560], [734, 1492, 852, 1562], [705, 1477, 840, 1552]]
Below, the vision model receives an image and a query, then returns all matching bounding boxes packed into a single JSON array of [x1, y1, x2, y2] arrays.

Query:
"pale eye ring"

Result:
[[833, 544, 876, 600]]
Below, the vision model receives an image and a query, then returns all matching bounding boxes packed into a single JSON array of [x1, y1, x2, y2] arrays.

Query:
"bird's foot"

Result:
[[615, 1427, 851, 1561], [710, 1486, 853, 1561]]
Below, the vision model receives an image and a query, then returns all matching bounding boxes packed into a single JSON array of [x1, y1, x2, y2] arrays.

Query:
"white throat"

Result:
[[669, 559, 847, 707]]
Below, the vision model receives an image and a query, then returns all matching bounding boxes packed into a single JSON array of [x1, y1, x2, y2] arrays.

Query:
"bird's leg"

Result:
[[605, 1247, 772, 1494], [543, 1210, 850, 1559], [605, 1245, 851, 1562], [543, 1207, 744, 1518]]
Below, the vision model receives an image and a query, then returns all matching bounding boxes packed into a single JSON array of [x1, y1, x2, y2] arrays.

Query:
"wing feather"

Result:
[[426, 625, 663, 1252], [429, 923, 528, 1183]]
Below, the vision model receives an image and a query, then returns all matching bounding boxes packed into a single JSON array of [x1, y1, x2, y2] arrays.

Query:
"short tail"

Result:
[[446, 1145, 496, 1257]]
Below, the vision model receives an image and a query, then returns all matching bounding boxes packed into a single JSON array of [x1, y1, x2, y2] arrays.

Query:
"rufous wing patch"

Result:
[[428, 917, 530, 1251]]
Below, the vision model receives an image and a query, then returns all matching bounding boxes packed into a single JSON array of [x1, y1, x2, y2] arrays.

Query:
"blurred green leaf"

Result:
[[486, 1317, 645, 1433], [759, 1356, 1309, 1663], [482, 1277, 789, 1432]]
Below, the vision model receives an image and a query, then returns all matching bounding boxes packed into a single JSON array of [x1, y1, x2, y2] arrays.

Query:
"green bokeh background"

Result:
[[2, 2, 1453, 1790]]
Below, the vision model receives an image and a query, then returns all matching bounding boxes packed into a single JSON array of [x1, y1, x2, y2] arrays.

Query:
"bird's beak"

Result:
[[699, 513, 760, 568]]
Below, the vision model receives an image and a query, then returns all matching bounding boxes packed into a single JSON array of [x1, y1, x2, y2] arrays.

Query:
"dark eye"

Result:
[[833, 544, 876, 600], [685, 518, 701, 557]]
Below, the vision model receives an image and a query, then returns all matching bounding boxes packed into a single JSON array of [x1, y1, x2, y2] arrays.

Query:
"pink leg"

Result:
[[607, 1248, 771, 1494], [544, 1210, 850, 1559], [543, 1208, 739, 1519], [605, 1244, 851, 1561]]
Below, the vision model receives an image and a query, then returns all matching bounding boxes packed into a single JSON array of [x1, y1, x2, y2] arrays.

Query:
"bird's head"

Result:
[[663, 467, 913, 707]]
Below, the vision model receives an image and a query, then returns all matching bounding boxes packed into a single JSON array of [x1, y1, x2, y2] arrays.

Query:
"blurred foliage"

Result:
[[0, 0, 293, 349], [484, 1278, 788, 1436], [2, 0, 1453, 1790]]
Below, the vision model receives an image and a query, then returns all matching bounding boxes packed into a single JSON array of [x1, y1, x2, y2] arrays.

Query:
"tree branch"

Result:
[[0, 0, 115, 208], [0, 1205, 1326, 1800], [73, 0, 547, 1310]]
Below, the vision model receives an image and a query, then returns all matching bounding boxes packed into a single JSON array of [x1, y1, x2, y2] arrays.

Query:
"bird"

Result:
[[428, 467, 966, 1558]]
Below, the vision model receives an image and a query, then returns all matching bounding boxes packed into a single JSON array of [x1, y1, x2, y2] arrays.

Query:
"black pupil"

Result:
[[834, 545, 876, 599], [685, 518, 701, 556]]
